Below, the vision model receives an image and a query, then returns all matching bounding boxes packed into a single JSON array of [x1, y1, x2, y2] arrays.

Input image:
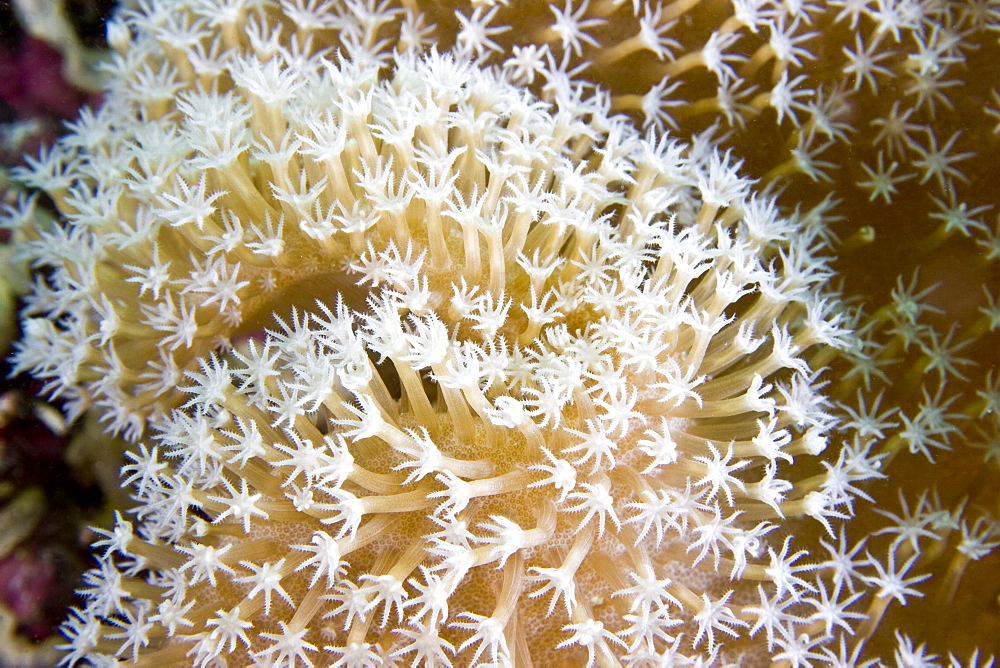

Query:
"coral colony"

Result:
[[1, 0, 999, 665]]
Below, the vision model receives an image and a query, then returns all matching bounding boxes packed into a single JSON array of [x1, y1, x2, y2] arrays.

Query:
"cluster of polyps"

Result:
[[4, 0, 997, 664], [33, 12, 880, 663]]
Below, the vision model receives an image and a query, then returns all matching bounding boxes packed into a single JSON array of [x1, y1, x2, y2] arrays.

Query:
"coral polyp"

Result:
[[36, 27, 862, 665], [3, 0, 999, 664]]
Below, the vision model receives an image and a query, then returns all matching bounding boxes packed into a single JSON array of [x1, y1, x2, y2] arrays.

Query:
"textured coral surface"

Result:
[[2, 0, 999, 665]]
